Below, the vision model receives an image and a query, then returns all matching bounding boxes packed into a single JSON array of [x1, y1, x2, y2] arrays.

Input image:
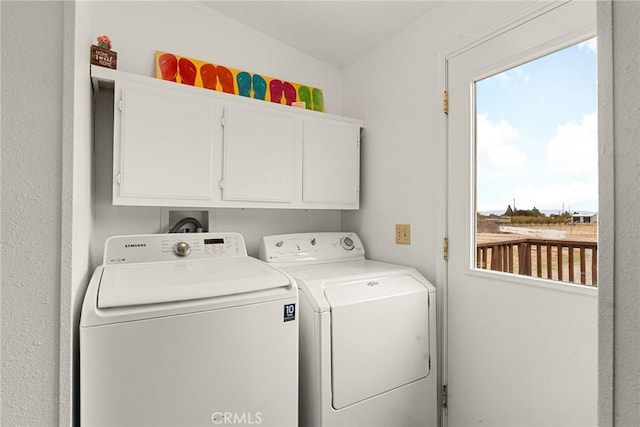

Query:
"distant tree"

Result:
[[531, 206, 541, 217], [504, 204, 514, 216]]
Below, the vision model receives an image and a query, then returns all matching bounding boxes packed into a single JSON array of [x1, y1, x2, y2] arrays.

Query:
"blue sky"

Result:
[[476, 38, 597, 214]]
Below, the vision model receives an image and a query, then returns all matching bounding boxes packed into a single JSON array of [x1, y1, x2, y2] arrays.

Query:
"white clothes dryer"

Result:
[[80, 232, 298, 427], [259, 232, 437, 427]]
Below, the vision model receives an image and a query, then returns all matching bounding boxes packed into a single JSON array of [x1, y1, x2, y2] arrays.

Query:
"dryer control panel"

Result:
[[259, 232, 365, 265], [103, 232, 247, 265]]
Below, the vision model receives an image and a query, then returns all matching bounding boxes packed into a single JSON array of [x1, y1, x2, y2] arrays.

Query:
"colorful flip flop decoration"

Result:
[[155, 51, 324, 112]]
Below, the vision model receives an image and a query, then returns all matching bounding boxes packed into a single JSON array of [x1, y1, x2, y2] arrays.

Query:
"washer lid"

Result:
[[97, 257, 291, 308], [324, 275, 430, 409]]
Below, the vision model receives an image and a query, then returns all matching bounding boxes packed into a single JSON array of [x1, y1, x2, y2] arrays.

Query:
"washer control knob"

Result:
[[174, 241, 191, 257], [340, 236, 355, 251]]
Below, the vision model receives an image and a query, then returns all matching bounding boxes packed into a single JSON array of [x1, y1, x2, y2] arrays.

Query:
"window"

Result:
[[474, 38, 598, 286]]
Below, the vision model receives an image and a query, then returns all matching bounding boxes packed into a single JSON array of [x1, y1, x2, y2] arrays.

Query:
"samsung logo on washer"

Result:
[[124, 243, 146, 248]]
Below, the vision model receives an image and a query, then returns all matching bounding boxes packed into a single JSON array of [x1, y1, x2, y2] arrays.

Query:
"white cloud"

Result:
[[476, 113, 526, 164], [546, 112, 597, 178], [476, 113, 598, 212], [476, 113, 527, 180], [578, 38, 597, 55]]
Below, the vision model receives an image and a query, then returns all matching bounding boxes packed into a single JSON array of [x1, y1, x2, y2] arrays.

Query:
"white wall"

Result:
[[609, 1, 640, 424], [86, 1, 345, 265], [1, 2, 66, 425], [89, 1, 342, 114], [596, 1, 615, 424]]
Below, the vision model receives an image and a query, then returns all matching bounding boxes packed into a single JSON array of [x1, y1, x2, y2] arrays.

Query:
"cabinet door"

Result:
[[303, 119, 360, 206], [115, 83, 218, 203], [222, 107, 297, 203]]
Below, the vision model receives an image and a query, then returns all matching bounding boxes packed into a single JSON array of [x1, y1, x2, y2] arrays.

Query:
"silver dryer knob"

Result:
[[340, 236, 355, 251], [174, 241, 191, 257]]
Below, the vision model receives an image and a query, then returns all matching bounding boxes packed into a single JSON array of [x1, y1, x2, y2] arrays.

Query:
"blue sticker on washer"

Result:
[[284, 304, 296, 322]]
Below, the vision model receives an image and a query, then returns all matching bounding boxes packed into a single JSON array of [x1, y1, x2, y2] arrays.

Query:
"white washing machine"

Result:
[[80, 232, 298, 427], [259, 232, 437, 427]]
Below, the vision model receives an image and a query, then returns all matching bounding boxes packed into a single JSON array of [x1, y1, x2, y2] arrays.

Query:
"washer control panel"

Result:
[[174, 241, 191, 257], [260, 232, 365, 264], [340, 236, 355, 251], [104, 232, 247, 265]]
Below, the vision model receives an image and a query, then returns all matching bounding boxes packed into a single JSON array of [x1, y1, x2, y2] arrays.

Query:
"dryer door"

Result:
[[324, 275, 430, 409]]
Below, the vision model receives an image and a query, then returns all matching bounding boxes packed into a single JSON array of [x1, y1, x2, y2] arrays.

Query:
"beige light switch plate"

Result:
[[396, 224, 411, 244]]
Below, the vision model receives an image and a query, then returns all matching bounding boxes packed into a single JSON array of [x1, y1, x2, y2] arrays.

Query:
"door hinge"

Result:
[[443, 91, 449, 115], [118, 99, 123, 112], [442, 384, 448, 408], [443, 237, 449, 261], [220, 115, 226, 127], [219, 179, 225, 189], [116, 172, 122, 185]]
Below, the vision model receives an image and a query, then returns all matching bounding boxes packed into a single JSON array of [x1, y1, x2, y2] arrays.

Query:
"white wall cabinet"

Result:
[[96, 66, 362, 209], [222, 107, 298, 203], [113, 82, 219, 205], [303, 118, 360, 205]]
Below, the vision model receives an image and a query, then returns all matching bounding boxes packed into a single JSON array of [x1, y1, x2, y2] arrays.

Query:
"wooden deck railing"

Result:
[[476, 238, 597, 286]]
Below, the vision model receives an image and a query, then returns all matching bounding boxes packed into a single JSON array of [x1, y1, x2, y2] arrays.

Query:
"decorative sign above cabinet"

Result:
[[156, 51, 325, 112], [90, 35, 117, 70], [91, 65, 363, 211]]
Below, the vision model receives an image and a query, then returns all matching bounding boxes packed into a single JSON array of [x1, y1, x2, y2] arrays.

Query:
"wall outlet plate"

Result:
[[396, 224, 411, 244]]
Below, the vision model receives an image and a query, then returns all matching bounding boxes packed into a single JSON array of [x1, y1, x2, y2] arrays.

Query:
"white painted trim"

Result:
[[443, 1, 570, 61], [0, 0, 3, 422], [464, 268, 598, 297], [59, 1, 76, 426], [596, 0, 614, 425], [434, 50, 449, 427]]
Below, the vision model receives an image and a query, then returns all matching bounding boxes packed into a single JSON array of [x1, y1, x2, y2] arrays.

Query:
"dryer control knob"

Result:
[[340, 236, 355, 251], [174, 241, 191, 257]]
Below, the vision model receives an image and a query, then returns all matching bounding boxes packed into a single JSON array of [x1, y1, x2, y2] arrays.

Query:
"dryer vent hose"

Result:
[[168, 217, 204, 233]]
